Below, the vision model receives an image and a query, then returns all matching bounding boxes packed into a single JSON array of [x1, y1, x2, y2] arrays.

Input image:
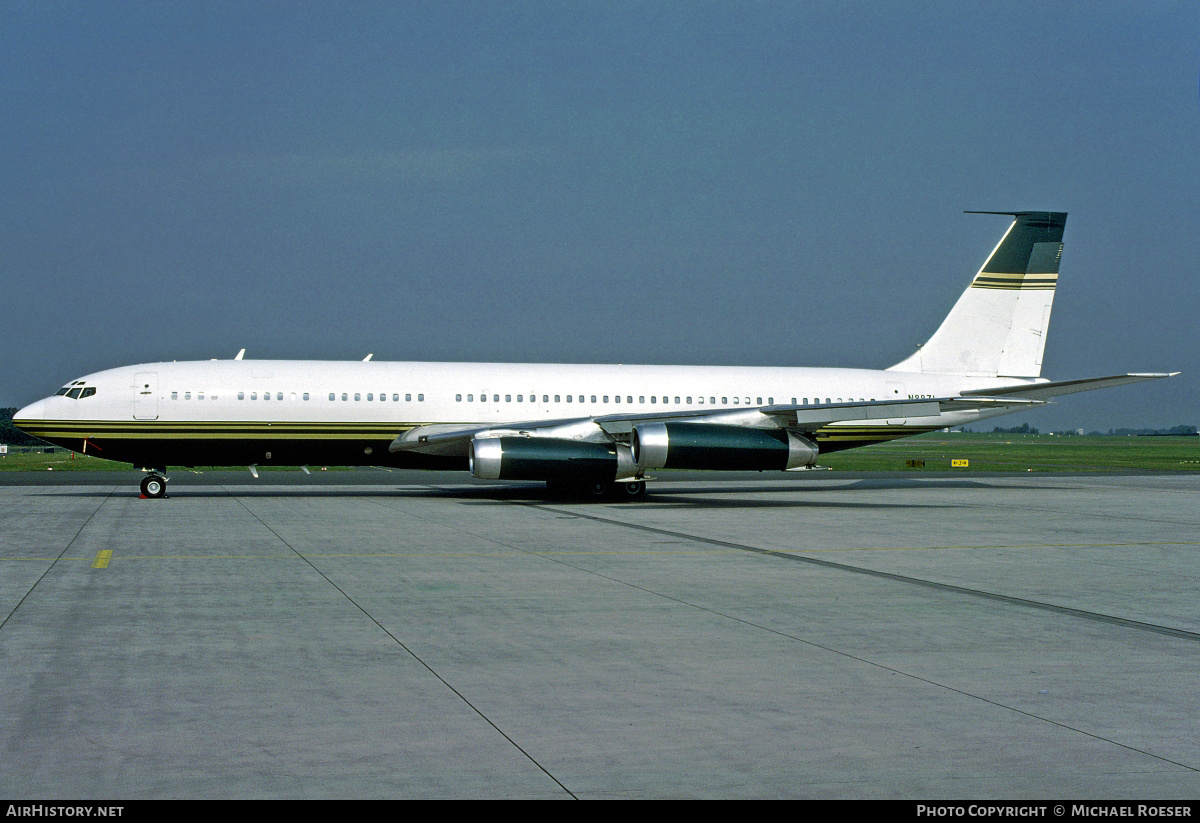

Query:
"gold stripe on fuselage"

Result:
[[14, 420, 429, 440]]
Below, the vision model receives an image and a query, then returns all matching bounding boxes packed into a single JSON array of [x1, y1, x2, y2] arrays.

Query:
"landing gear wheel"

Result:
[[621, 481, 646, 499], [587, 481, 610, 499], [140, 475, 167, 499]]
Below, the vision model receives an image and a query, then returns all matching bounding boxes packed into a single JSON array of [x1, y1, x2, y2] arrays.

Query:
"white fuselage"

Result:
[[22, 359, 1036, 430]]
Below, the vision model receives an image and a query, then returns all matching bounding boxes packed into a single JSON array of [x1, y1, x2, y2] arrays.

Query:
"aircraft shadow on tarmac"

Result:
[[31, 476, 1069, 508]]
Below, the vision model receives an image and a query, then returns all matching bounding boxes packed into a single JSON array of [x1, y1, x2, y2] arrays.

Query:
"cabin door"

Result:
[[133, 372, 159, 420]]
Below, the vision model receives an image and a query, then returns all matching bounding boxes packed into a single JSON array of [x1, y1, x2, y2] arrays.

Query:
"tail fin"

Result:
[[888, 211, 1067, 378]]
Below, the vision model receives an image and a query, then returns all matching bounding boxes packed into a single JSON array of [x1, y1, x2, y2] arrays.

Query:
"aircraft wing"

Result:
[[959, 373, 1178, 402], [389, 396, 1044, 456]]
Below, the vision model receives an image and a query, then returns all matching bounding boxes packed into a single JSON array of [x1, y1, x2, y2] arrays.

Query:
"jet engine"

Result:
[[470, 436, 637, 481], [631, 423, 817, 471]]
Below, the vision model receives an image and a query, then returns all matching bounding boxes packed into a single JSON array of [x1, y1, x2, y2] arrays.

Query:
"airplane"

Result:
[[12, 211, 1176, 500]]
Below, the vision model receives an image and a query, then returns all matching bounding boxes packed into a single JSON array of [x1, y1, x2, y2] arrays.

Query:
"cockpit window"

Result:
[[55, 388, 70, 396], [80, 387, 96, 398], [66, 388, 82, 399]]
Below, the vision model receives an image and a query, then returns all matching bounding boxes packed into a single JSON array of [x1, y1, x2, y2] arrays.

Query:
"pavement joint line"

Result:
[[524, 503, 1200, 645], [488, 501, 1200, 776], [0, 486, 117, 633], [438, 495, 1200, 776], [219, 486, 578, 800]]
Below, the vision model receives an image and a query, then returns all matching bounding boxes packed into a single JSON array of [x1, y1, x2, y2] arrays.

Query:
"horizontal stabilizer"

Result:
[[959, 373, 1178, 401]]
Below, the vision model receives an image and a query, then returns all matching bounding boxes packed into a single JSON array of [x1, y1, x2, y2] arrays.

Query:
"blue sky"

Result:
[[2, 1, 1196, 429]]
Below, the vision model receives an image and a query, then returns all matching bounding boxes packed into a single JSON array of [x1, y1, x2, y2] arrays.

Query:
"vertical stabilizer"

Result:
[[888, 211, 1066, 378]]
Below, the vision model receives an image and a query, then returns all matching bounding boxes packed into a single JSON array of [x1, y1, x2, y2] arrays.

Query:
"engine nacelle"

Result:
[[631, 423, 817, 471], [470, 436, 636, 481]]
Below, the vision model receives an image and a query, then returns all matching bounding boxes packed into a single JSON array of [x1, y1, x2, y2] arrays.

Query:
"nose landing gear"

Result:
[[139, 472, 168, 499]]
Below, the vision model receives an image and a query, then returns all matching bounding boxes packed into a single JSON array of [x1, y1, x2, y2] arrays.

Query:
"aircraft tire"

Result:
[[140, 475, 167, 499], [587, 481, 610, 499], [620, 481, 646, 499]]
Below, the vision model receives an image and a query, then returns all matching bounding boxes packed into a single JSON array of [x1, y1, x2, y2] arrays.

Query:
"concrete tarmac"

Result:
[[1, 471, 1198, 798]]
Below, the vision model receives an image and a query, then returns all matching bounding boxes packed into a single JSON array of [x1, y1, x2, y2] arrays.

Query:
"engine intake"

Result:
[[470, 437, 635, 481], [631, 423, 817, 471]]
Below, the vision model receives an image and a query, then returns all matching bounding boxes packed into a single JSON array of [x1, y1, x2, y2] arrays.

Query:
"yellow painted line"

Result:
[[91, 550, 113, 569]]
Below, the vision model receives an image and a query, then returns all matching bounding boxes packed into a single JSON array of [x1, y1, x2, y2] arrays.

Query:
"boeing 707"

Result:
[[12, 211, 1175, 499]]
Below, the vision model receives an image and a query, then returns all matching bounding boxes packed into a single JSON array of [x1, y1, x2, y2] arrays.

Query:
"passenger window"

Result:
[[543, 395, 549, 403], [505, 395, 511, 402], [567, 395, 573, 403], [341, 393, 348, 401], [392, 394, 398, 401], [302, 393, 308, 401], [603, 396, 608, 403], [554, 395, 560, 402], [744, 397, 750, 405], [651, 396, 656, 404], [328, 393, 335, 401], [418, 394, 424, 401], [757, 397, 762, 405], [826, 398, 831, 404], [639, 396, 645, 404], [709, 397, 715, 404], [198, 392, 205, 400], [174, 392, 181, 400], [627, 396, 633, 404], [517, 395, 522, 402], [276, 393, 282, 401], [590, 395, 596, 403], [732, 397, 739, 404], [367, 393, 373, 401], [613, 395, 620, 403], [721, 397, 728, 404], [185, 392, 191, 400], [686, 397, 692, 404], [456, 394, 462, 402], [406, 393, 412, 401]]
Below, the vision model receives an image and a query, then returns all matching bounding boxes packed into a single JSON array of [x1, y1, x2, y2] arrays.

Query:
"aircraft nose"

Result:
[[12, 399, 46, 427]]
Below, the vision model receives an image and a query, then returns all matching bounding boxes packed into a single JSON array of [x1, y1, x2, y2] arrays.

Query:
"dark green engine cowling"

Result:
[[631, 422, 817, 471], [470, 437, 636, 481]]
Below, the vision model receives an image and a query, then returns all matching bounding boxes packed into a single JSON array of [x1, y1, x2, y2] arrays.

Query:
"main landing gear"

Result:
[[547, 479, 647, 501], [139, 472, 168, 499]]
